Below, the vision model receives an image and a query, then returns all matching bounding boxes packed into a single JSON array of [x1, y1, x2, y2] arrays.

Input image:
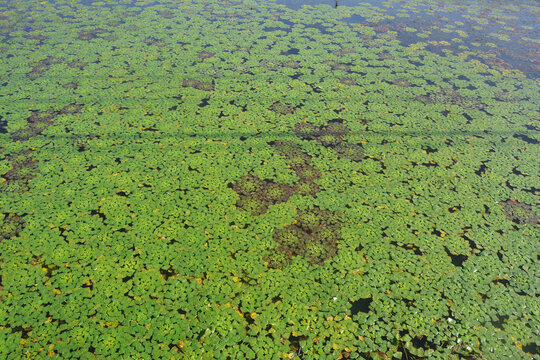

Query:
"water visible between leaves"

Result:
[[0, 0, 538, 359]]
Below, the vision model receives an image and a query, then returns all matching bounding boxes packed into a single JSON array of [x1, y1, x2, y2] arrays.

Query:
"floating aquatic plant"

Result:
[[0, 0, 538, 359], [76, 28, 108, 40], [317, 133, 343, 147], [263, 182, 293, 203], [236, 194, 268, 216], [332, 48, 355, 57], [500, 200, 538, 225], [27, 56, 63, 80], [293, 180, 320, 197], [293, 164, 321, 182], [182, 78, 214, 91], [144, 37, 166, 47], [393, 78, 412, 87], [268, 207, 343, 268], [66, 60, 87, 69], [268, 101, 295, 115], [333, 143, 365, 161], [0, 214, 24, 241], [232, 174, 264, 196], [270, 140, 304, 156], [232, 174, 293, 215], [293, 122, 321, 140], [59, 104, 83, 115], [324, 60, 351, 71], [416, 88, 484, 110], [339, 77, 358, 86], [197, 50, 215, 59]]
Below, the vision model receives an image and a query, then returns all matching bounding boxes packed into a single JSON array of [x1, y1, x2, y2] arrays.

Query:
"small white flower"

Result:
[[333, 297, 338, 301], [447, 317, 454, 323]]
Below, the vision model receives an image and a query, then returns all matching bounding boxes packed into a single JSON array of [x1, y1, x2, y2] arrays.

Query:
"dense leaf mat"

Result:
[[0, 0, 538, 359]]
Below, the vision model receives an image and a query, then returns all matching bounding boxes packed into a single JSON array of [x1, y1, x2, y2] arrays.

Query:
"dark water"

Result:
[[277, 0, 539, 77]]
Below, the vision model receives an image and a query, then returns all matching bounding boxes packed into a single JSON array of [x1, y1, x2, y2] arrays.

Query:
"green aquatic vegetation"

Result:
[[303, 238, 336, 265], [61, 82, 78, 89], [232, 174, 292, 215], [500, 200, 538, 225], [495, 90, 521, 103], [232, 174, 263, 196], [268, 101, 295, 115], [0, 214, 24, 241], [28, 109, 58, 123], [293, 122, 321, 140], [293, 121, 351, 148], [263, 182, 293, 203], [316, 226, 339, 242], [197, 50, 216, 59], [293, 180, 320, 197], [416, 88, 484, 110], [393, 78, 412, 87], [317, 133, 343, 147], [157, 10, 174, 19], [9, 109, 59, 142], [26, 56, 63, 80], [60, 104, 83, 115], [144, 37, 166, 47], [378, 51, 395, 60], [197, 63, 224, 78], [271, 139, 315, 171], [1, 0, 539, 358], [182, 78, 214, 91], [282, 60, 300, 69], [270, 140, 304, 156], [331, 48, 355, 57], [5, 150, 34, 166], [10, 110, 56, 141], [106, 20, 124, 27], [264, 248, 292, 269], [3, 163, 37, 182], [339, 77, 358, 86], [293, 164, 321, 182], [259, 59, 282, 71], [324, 60, 351, 71], [484, 56, 513, 70], [10, 127, 38, 142], [76, 28, 108, 41], [324, 121, 350, 136], [334, 142, 365, 162], [286, 151, 313, 167], [297, 208, 343, 232], [273, 225, 305, 248], [66, 60, 87, 69], [122, 10, 139, 17], [235, 45, 251, 52], [297, 208, 325, 230], [25, 34, 48, 42], [0, 180, 28, 194], [229, 62, 252, 74], [268, 207, 343, 268], [31, 120, 51, 131], [2, 151, 38, 181]]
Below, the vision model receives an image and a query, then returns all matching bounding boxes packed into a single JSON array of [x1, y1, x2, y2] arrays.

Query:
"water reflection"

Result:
[[276, 0, 539, 77]]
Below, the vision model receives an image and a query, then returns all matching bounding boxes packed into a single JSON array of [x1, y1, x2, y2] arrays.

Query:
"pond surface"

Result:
[[0, 0, 538, 359]]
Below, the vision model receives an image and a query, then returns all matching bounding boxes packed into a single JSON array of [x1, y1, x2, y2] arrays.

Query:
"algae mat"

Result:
[[0, 0, 539, 359]]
